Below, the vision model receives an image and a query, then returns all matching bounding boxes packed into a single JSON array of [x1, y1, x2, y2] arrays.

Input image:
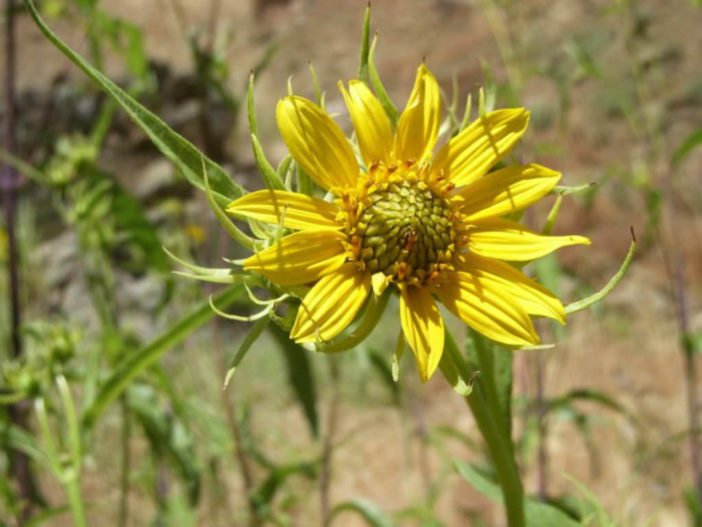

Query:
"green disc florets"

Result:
[[355, 181, 455, 281]]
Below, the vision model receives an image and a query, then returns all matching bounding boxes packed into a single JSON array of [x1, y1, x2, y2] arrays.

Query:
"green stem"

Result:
[[444, 331, 525, 527], [64, 473, 88, 527]]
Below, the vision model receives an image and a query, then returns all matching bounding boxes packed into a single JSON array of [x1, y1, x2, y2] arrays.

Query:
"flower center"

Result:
[[353, 181, 456, 283]]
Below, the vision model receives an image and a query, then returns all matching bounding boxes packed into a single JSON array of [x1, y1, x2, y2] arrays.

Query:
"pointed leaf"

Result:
[[24, 0, 244, 206]]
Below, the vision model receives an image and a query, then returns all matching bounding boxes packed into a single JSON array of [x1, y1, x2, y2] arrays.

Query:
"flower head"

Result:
[[228, 65, 589, 381]]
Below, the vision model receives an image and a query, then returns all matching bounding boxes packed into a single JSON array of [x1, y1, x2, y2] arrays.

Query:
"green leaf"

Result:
[[358, 3, 372, 84], [25, 506, 72, 527], [330, 499, 394, 527], [251, 461, 318, 515], [0, 422, 46, 465], [24, 0, 244, 207], [248, 73, 286, 191], [672, 127, 702, 167], [438, 342, 475, 397], [223, 317, 270, 389], [128, 385, 201, 504], [268, 323, 319, 437], [368, 36, 398, 126], [565, 230, 636, 314], [83, 285, 245, 428], [456, 462, 581, 527], [547, 388, 636, 422]]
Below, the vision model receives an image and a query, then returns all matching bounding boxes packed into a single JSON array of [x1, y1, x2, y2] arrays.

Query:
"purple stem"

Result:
[[2, 0, 39, 522]]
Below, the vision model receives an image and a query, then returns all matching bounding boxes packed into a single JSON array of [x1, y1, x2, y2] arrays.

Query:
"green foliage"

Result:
[[330, 499, 394, 527], [269, 323, 319, 438], [24, 0, 245, 207], [456, 462, 580, 527], [82, 284, 245, 428]]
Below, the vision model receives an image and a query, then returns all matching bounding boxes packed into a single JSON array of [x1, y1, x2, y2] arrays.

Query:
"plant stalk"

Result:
[[535, 349, 549, 501], [321, 356, 341, 526], [212, 225, 260, 526], [118, 397, 131, 527], [2, 0, 40, 521], [445, 331, 525, 527]]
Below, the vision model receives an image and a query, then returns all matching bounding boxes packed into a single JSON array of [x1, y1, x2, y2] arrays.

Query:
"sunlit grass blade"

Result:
[[83, 285, 245, 429], [23, 0, 244, 207]]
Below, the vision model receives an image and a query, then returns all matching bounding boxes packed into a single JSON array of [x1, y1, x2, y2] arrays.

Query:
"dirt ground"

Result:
[[4, 0, 702, 525]]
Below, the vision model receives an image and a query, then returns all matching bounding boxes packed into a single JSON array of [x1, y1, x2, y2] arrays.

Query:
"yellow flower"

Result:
[[228, 65, 589, 381]]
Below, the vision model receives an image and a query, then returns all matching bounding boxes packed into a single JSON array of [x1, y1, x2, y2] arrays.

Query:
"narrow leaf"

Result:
[[223, 317, 270, 389], [268, 323, 319, 437], [330, 499, 394, 527], [672, 127, 702, 167], [83, 285, 245, 428], [456, 462, 581, 527], [358, 3, 372, 84], [565, 230, 636, 314], [24, 0, 243, 206], [368, 35, 398, 126]]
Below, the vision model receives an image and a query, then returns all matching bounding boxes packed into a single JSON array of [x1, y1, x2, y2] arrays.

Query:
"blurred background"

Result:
[[1, 0, 701, 525]]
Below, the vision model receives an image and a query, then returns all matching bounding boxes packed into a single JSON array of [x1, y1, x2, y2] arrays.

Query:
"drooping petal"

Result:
[[394, 64, 441, 163], [276, 96, 358, 190], [455, 163, 561, 222], [432, 108, 530, 187], [227, 190, 341, 230], [456, 253, 565, 324], [463, 218, 591, 261], [242, 230, 347, 285], [339, 80, 393, 166], [291, 263, 371, 343], [435, 269, 539, 347], [399, 285, 445, 382]]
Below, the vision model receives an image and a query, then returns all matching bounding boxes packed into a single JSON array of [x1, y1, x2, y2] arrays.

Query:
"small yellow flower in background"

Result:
[[228, 64, 589, 381]]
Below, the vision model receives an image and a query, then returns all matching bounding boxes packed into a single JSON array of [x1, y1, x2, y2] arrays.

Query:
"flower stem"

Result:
[[444, 331, 525, 527]]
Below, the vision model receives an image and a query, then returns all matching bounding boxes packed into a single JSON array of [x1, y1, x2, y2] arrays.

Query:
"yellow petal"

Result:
[[276, 96, 358, 190], [455, 163, 561, 222], [227, 190, 341, 230], [395, 64, 441, 163], [339, 80, 393, 166], [242, 230, 347, 285], [291, 263, 371, 343], [432, 108, 530, 187], [456, 253, 565, 324], [464, 218, 591, 261], [399, 285, 444, 382], [435, 269, 539, 346]]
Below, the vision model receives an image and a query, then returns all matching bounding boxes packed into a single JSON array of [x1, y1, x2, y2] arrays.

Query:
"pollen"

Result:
[[345, 174, 457, 285]]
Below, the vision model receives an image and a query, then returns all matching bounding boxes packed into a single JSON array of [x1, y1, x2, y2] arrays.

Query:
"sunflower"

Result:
[[228, 65, 589, 381]]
